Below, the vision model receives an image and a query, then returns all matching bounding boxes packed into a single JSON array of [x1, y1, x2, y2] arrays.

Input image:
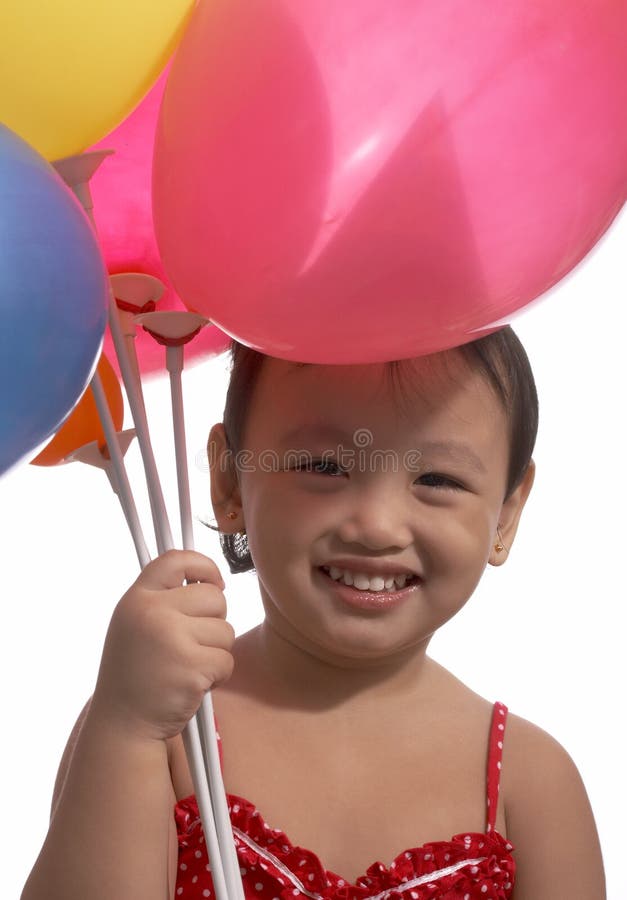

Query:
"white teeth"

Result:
[[323, 566, 415, 593]]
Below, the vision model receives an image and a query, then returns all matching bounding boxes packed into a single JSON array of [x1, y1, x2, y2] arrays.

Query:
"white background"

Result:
[[1, 208, 625, 898]]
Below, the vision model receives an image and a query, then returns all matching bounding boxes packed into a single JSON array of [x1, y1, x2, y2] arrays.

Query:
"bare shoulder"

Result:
[[502, 712, 606, 900]]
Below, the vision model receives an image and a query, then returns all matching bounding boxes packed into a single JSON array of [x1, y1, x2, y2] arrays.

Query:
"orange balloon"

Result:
[[31, 353, 124, 466]]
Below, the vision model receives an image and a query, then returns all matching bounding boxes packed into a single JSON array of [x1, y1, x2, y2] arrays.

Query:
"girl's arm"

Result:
[[20, 550, 233, 900], [21, 698, 178, 900], [503, 714, 605, 900]]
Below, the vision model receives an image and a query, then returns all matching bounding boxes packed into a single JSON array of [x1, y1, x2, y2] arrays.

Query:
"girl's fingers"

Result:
[[169, 581, 228, 620], [189, 616, 235, 650], [137, 550, 226, 592]]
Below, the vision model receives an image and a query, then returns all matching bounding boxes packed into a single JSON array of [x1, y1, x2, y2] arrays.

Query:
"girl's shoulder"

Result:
[[500, 712, 606, 898]]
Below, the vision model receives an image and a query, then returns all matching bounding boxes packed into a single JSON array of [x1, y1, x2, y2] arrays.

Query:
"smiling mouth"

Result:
[[318, 565, 420, 594]]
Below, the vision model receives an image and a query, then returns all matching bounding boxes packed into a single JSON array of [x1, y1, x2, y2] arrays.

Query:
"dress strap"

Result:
[[485, 701, 508, 833]]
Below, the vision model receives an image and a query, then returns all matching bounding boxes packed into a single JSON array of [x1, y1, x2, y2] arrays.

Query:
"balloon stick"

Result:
[[139, 311, 244, 900], [53, 153, 174, 555], [109, 272, 165, 413]]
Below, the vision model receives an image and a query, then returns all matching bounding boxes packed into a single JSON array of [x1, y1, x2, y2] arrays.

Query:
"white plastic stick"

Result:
[[167, 345, 194, 550], [105, 288, 173, 555], [198, 694, 246, 900], [166, 341, 244, 900], [90, 375, 151, 569], [183, 720, 230, 900]]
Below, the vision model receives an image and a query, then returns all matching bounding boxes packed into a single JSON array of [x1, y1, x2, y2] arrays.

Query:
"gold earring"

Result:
[[494, 526, 506, 553], [226, 511, 238, 521]]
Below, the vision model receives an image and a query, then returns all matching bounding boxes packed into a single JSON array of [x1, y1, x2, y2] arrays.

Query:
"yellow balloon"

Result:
[[0, 0, 194, 159]]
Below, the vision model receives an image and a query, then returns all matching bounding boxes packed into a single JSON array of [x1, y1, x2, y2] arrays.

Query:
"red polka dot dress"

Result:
[[174, 702, 515, 899]]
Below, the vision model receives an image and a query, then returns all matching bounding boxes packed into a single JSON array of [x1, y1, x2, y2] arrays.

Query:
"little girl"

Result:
[[21, 327, 605, 900]]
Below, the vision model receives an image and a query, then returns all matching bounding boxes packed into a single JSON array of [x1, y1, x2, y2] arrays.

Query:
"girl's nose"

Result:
[[336, 481, 415, 551]]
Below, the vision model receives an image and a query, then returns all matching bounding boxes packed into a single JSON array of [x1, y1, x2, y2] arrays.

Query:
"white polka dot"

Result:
[[424, 853, 431, 860], [205, 864, 211, 872], [498, 723, 504, 730], [497, 761, 502, 769], [338, 880, 345, 887], [464, 894, 470, 900], [444, 854, 450, 861], [233, 804, 240, 813], [203, 891, 211, 898], [255, 883, 264, 891], [481, 887, 488, 893], [308, 874, 315, 882], [195, 850, 203, 859], [180, 863, 188, 871], [240, 868, 247, 876], [498, 708, 504, 715], [292, 891, 300, 897], [299, 859, 306, 867], [471, 867, 478, 874], [411, 893, 419, 899], [192, 876, 198, 884], [497, 740, 503, 749], [177, 890, 183, 897], [405, 852, 412, 859], [506, 843, 513, 850]]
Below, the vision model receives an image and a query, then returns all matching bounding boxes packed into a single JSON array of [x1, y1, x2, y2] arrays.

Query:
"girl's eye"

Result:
[[290, 458, 345, 476], [416, 472, 464, 491]]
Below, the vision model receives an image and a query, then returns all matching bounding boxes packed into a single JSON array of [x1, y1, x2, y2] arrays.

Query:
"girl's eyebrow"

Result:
[[279, 423, 355, 445], [419, 440, 487, 474], [278, 427, 486, 474]]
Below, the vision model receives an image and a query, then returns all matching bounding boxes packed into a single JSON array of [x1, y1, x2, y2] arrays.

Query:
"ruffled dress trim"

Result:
[[174, 791, 515, 900]]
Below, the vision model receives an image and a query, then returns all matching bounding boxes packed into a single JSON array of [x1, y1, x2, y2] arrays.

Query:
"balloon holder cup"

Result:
[[135, 310, 209, 347], [69, 428, 136, 496], [52, 150, 114, 214], [110, 272, 166, 315]]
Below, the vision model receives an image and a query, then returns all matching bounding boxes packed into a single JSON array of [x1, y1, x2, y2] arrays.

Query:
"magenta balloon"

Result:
[[89, 70, 231, 375], [153, 0, 627, 364]]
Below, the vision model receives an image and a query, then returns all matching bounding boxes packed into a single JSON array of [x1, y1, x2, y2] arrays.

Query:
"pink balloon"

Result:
[[153, 0, 627, 364], [89, 70, 231, 375]]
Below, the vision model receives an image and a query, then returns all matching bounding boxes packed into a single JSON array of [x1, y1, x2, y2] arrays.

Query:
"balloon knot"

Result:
[[115, 298, 157, 315], [141, 325, 203, 347]]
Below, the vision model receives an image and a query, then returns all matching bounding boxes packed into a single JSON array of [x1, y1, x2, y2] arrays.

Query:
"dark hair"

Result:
[[217, 326, 538, 573]]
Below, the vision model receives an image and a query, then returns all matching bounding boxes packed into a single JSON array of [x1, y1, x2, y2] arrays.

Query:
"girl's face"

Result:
[[214, 354, 533, 666]]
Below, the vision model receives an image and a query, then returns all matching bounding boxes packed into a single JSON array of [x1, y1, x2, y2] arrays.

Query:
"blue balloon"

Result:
[[0, 124, 109, 477]]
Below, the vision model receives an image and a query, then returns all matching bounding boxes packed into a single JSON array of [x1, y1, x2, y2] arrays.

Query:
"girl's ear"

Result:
[[208, 423, 243, 532], [490, 460, 536, 567]]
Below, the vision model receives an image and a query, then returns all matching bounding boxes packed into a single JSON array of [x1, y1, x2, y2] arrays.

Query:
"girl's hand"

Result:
[[90, 550, 234, 742]]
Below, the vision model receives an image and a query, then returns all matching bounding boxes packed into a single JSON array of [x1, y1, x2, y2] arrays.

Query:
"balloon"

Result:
[[0, 125, 109, 478], [0, 0, 194, 159], [88, 71, 231, 375], [31, 353, 124, 466], [154, 0, 627, 364]]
